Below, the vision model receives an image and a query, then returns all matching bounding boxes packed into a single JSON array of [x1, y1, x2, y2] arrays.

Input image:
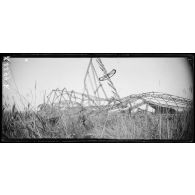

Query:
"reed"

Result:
[[2, 85, 193, 140]]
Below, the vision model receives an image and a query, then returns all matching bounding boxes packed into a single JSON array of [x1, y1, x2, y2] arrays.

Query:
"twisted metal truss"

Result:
[[46, 88, 109, 109], [43, 58, 192, 114], [120, 92, 192, 113], [83, 58, 120, 103]]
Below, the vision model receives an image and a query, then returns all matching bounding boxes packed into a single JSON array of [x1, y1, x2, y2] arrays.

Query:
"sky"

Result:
[[3, 57, 193, 110]]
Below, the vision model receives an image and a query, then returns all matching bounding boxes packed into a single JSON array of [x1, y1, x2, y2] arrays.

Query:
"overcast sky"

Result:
[[3, 57, 193, 110]]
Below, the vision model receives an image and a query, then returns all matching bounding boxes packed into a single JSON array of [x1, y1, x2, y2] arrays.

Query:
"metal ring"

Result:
[[99, 69, 116, 81]]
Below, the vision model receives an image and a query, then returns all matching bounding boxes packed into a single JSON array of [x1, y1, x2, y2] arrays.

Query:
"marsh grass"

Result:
[[2, 101, 193, 141], [2, 85, 193, 141]]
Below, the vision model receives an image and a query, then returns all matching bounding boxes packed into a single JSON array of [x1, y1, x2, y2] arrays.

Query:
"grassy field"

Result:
[[2, 102, 194, 141]]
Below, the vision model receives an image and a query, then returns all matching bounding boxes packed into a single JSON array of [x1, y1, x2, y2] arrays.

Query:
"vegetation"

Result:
[[2, 101, 193, 141]]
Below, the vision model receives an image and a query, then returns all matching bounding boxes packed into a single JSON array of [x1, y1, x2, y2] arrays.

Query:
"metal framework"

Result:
[[40, 58, 192, 114], [120, 92, 192, 113]]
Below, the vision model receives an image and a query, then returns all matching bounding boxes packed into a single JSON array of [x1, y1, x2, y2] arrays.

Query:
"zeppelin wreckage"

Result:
[[36, 58, 193, 139], [38, 58, 192, 115]]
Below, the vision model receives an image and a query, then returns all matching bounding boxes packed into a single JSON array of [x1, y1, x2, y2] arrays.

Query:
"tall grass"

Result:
[[2, 100, 193, 140], [2, 84, 193, 140]]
